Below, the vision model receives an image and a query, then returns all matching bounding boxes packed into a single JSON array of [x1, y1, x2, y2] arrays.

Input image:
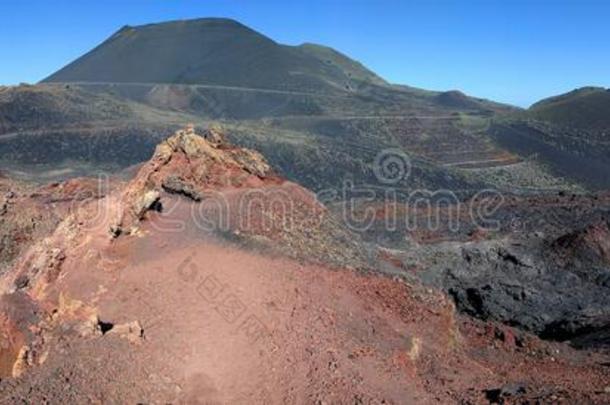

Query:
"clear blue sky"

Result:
[[1, 0, 608, 107]]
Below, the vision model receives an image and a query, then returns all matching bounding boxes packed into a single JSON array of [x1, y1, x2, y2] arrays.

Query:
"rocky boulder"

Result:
[[110, 125, 275, 235]]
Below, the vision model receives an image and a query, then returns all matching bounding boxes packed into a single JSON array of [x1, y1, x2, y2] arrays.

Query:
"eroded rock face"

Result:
[[161, 175, 202, 201], [132, 190, 161, 221], [0, 176, 106, 275], [106, 125, 367, 269]]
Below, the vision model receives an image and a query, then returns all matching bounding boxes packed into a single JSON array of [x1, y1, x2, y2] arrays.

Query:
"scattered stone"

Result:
[[494, 326, 516, 347], [77, 315, 103, 338], [13, 275, 29, 290], [107, 320, 144, 344], [484, 383, 527, 403], [11, 345, 33, 378], [109, 225, 122, 238], [76, 315, 143, 345], [44, 248, 66, 283], [407, 336, 421, 361]]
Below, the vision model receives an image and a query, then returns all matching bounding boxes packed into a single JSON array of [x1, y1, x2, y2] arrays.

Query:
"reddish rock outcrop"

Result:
[[110, 125, 276, 235]]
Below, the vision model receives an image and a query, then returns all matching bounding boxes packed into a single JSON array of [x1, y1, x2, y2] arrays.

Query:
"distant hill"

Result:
[[435, 90, 486, 110], [41, 18, 513, 115], [3, 18, 580, 193], [43, 18, 386, 94], [528, 86, 610, 132], [0, 84, 132, 133], [0, 84, 195, 175], [296, 43, 387, 88], [489, 87, 610, 189]]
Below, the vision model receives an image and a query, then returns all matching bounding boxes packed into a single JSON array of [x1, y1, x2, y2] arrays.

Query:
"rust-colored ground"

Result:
[[1, 129, 609, 404]]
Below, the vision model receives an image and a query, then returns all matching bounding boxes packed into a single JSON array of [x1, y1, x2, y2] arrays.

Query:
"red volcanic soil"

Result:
[[1, 128, 609, 403], [2, 222, 609, 403]]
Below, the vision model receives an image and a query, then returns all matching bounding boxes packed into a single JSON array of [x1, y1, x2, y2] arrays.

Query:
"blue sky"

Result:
[[1, 0, 608, 107]]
